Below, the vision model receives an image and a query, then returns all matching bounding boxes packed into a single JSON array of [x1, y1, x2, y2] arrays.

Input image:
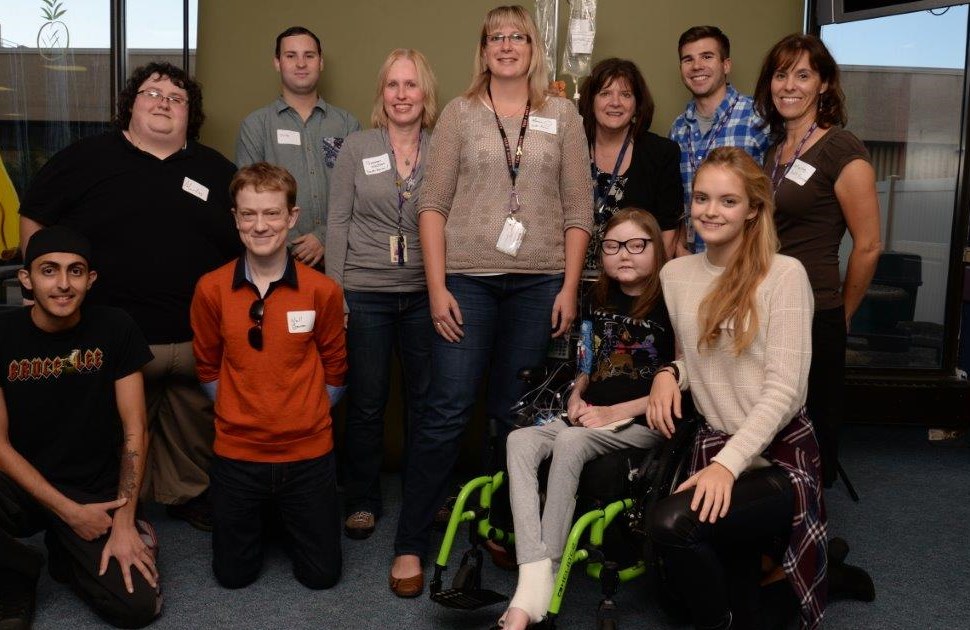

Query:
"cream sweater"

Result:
[[419, 95, 593, 273], [661, 253, 814, 477]]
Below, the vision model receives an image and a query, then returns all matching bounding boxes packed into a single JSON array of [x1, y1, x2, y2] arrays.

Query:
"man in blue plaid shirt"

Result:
[[669, 26, 770, 254]]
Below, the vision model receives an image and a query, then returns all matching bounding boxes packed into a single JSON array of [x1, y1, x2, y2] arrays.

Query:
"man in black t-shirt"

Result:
[[0, 227, 160, 629]]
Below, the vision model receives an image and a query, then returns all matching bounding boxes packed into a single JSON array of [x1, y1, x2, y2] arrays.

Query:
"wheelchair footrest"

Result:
[[430, 587, 508, 610]]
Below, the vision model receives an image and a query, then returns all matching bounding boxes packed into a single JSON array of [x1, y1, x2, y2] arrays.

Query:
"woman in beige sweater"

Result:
[[646, 147, 825, 629], [389, 4, 592, 597]]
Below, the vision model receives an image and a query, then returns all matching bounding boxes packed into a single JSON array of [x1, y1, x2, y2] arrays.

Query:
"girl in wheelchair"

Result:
[[498, 208, 674, 629], [647, 147, 825, 630]]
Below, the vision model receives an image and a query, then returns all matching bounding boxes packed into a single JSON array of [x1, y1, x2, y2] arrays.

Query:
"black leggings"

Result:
[[649, 466, 794, 630]]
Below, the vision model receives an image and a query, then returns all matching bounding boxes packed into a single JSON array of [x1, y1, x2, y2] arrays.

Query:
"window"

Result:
[[820, 4, 968, 370], [0, 0, 197, 259]]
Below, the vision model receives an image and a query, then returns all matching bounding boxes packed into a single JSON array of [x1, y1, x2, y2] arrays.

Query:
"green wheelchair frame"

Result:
[[430, 408, 700, 629]]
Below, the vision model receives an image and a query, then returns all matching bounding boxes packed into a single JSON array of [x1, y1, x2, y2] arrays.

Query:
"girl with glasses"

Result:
[[499, 208, 673, 629]]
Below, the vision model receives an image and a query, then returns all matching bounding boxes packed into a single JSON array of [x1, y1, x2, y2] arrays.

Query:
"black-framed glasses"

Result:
[[137, 88, 188, 107], [484, 33, 531, 46], [600, 237, 651, 255], [248, 299, 264, 350]]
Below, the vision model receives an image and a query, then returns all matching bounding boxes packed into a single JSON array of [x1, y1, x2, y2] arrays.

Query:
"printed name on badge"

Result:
[[785, 159, 817, 186], [287, 310, 316, 334], [182, 177, 209, 201], [362, 153, 392, 176], [276, 129, 301, 145], [528, 116, 557, 135]]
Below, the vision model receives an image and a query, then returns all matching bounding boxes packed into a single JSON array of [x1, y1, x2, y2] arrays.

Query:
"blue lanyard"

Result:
[[591, 128, 633, 210]]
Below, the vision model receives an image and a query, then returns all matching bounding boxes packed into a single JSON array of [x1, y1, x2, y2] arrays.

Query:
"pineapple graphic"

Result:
[[36, 0, 70, 61]]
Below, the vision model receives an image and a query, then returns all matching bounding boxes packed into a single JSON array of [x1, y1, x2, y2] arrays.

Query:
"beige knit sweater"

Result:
[[661, 253, 814, 477], [419, 95, 593, 273]]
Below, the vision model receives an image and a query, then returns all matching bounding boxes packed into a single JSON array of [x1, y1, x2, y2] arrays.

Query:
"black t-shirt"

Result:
[[0, 306, 153, 495], [580, 286, 675, 414], [19, 131, 241, 344]]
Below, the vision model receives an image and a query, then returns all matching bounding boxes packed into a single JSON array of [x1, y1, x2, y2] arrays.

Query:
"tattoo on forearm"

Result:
[[117, 432, 141, 500]]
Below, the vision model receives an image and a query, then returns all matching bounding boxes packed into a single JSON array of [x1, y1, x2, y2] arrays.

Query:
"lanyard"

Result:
[[387, 131, 422, 232], [385, 130, 422, 266], [487, 87, 530, 213], [591, 128, 633, 210], [686, 93, 739, 173], [770, 121, 818, 192]]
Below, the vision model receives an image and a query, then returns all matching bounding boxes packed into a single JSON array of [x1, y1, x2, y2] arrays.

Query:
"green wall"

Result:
[[196, 0, 804, 469], [197, 0, 803, 157]]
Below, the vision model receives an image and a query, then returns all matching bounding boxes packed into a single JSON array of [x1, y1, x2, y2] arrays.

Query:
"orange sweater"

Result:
[[191, 258, 347, 462]]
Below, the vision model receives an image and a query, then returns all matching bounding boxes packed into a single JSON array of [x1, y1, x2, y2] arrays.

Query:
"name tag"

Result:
[[287, 310, 315, 333], [182, 177, 209, 201], [528, 116, 557, 135], [785, 159, 817, 186], [277, 129, 301, 145], [362, 153, 392, 175]]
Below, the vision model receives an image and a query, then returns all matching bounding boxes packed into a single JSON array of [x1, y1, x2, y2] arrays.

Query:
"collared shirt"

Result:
[[669, 85, 770, 252], [232, 253, 299, 298], [236, 96, 361, 245]]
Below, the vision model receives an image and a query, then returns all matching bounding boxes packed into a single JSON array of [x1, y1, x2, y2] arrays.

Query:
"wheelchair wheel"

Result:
[[452, 563, 476, 590]]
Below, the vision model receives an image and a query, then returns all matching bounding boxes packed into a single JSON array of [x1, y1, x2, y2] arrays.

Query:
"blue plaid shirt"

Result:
[[669, 85, 770, 252]]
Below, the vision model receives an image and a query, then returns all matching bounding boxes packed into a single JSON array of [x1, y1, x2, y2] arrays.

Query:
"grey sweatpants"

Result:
[[506, 420, 662, 565]]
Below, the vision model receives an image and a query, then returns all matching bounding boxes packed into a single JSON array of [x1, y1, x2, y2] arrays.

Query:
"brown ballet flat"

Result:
[[389, 567, 424, 598]]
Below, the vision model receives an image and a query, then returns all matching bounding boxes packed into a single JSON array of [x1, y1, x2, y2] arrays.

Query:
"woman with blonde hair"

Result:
[[389, 5, 592, 597], [325, 48, 437, 541], [647, 147, 825, 629]]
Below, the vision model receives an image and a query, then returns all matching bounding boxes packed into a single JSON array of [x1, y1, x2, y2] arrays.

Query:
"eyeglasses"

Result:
[[601, 238, 651, 255], [248, 299, 264, 350], [484, 33, 531, 46], [137, 88, 188, 107]]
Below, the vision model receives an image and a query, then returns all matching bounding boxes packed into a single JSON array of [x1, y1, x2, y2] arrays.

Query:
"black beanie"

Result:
[[23, 226, 93, 270]]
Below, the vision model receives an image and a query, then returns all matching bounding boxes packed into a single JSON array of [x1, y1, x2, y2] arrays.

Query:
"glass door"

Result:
[[820, 4, 969, 370]]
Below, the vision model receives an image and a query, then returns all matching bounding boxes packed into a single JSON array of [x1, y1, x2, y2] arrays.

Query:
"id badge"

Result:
[[389, 234, 408, 264], [496, 216, 526, 257]]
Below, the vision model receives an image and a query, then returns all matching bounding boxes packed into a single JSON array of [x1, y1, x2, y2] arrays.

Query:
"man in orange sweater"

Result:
[[190, 162, 347, 589]]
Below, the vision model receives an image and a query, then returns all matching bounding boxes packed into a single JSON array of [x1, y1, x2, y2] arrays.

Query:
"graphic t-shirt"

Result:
[[0, 306, 153, 495], [578, 286, 674, 418]]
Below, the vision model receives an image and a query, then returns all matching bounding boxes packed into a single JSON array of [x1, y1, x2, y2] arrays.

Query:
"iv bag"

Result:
[[561, 0, 597, 99], [535, 0, 558, 80]]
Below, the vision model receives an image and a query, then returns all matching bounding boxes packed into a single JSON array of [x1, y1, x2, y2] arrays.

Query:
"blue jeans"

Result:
[[394, 273, 562, 558], [210, 452, 341, 590], [343, 290, 433, 517]]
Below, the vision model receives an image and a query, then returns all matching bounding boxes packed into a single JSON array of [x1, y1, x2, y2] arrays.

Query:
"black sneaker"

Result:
[[0, 568, 37, 630], [165, 491, 213, 532]]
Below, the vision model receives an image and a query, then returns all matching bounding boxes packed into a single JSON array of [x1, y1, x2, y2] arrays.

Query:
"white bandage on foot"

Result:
[[508, 558, 554, 624]]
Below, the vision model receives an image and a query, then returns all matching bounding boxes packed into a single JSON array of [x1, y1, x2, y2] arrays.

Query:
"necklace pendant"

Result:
[[515, 147, 523, 157], [402, 190, 412, 200]]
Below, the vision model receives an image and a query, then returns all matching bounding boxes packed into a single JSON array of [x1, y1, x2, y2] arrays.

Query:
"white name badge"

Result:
[[287, 310, 316, 333], [528, 116, 557, 135], [182, 177, 209, 201], [276, 129, 301, 145], [785, 159, 817, 186], [362, 153, 392, 175]]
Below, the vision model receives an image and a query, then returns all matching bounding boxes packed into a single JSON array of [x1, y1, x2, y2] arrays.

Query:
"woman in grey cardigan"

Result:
[[325, 48, 438, 542]]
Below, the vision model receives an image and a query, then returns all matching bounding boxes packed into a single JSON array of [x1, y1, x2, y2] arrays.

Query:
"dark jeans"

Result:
[[808, 306, 846, 486], [210, 452, 341, 590], [394, 273, 562, 559], [0, 474, 160, 629], [650, 466, 794, 630], [343, 290, 432, 518]]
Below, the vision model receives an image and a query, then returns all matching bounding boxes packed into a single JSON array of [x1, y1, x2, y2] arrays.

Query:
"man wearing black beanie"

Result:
[[0, 226, 161, 628]]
